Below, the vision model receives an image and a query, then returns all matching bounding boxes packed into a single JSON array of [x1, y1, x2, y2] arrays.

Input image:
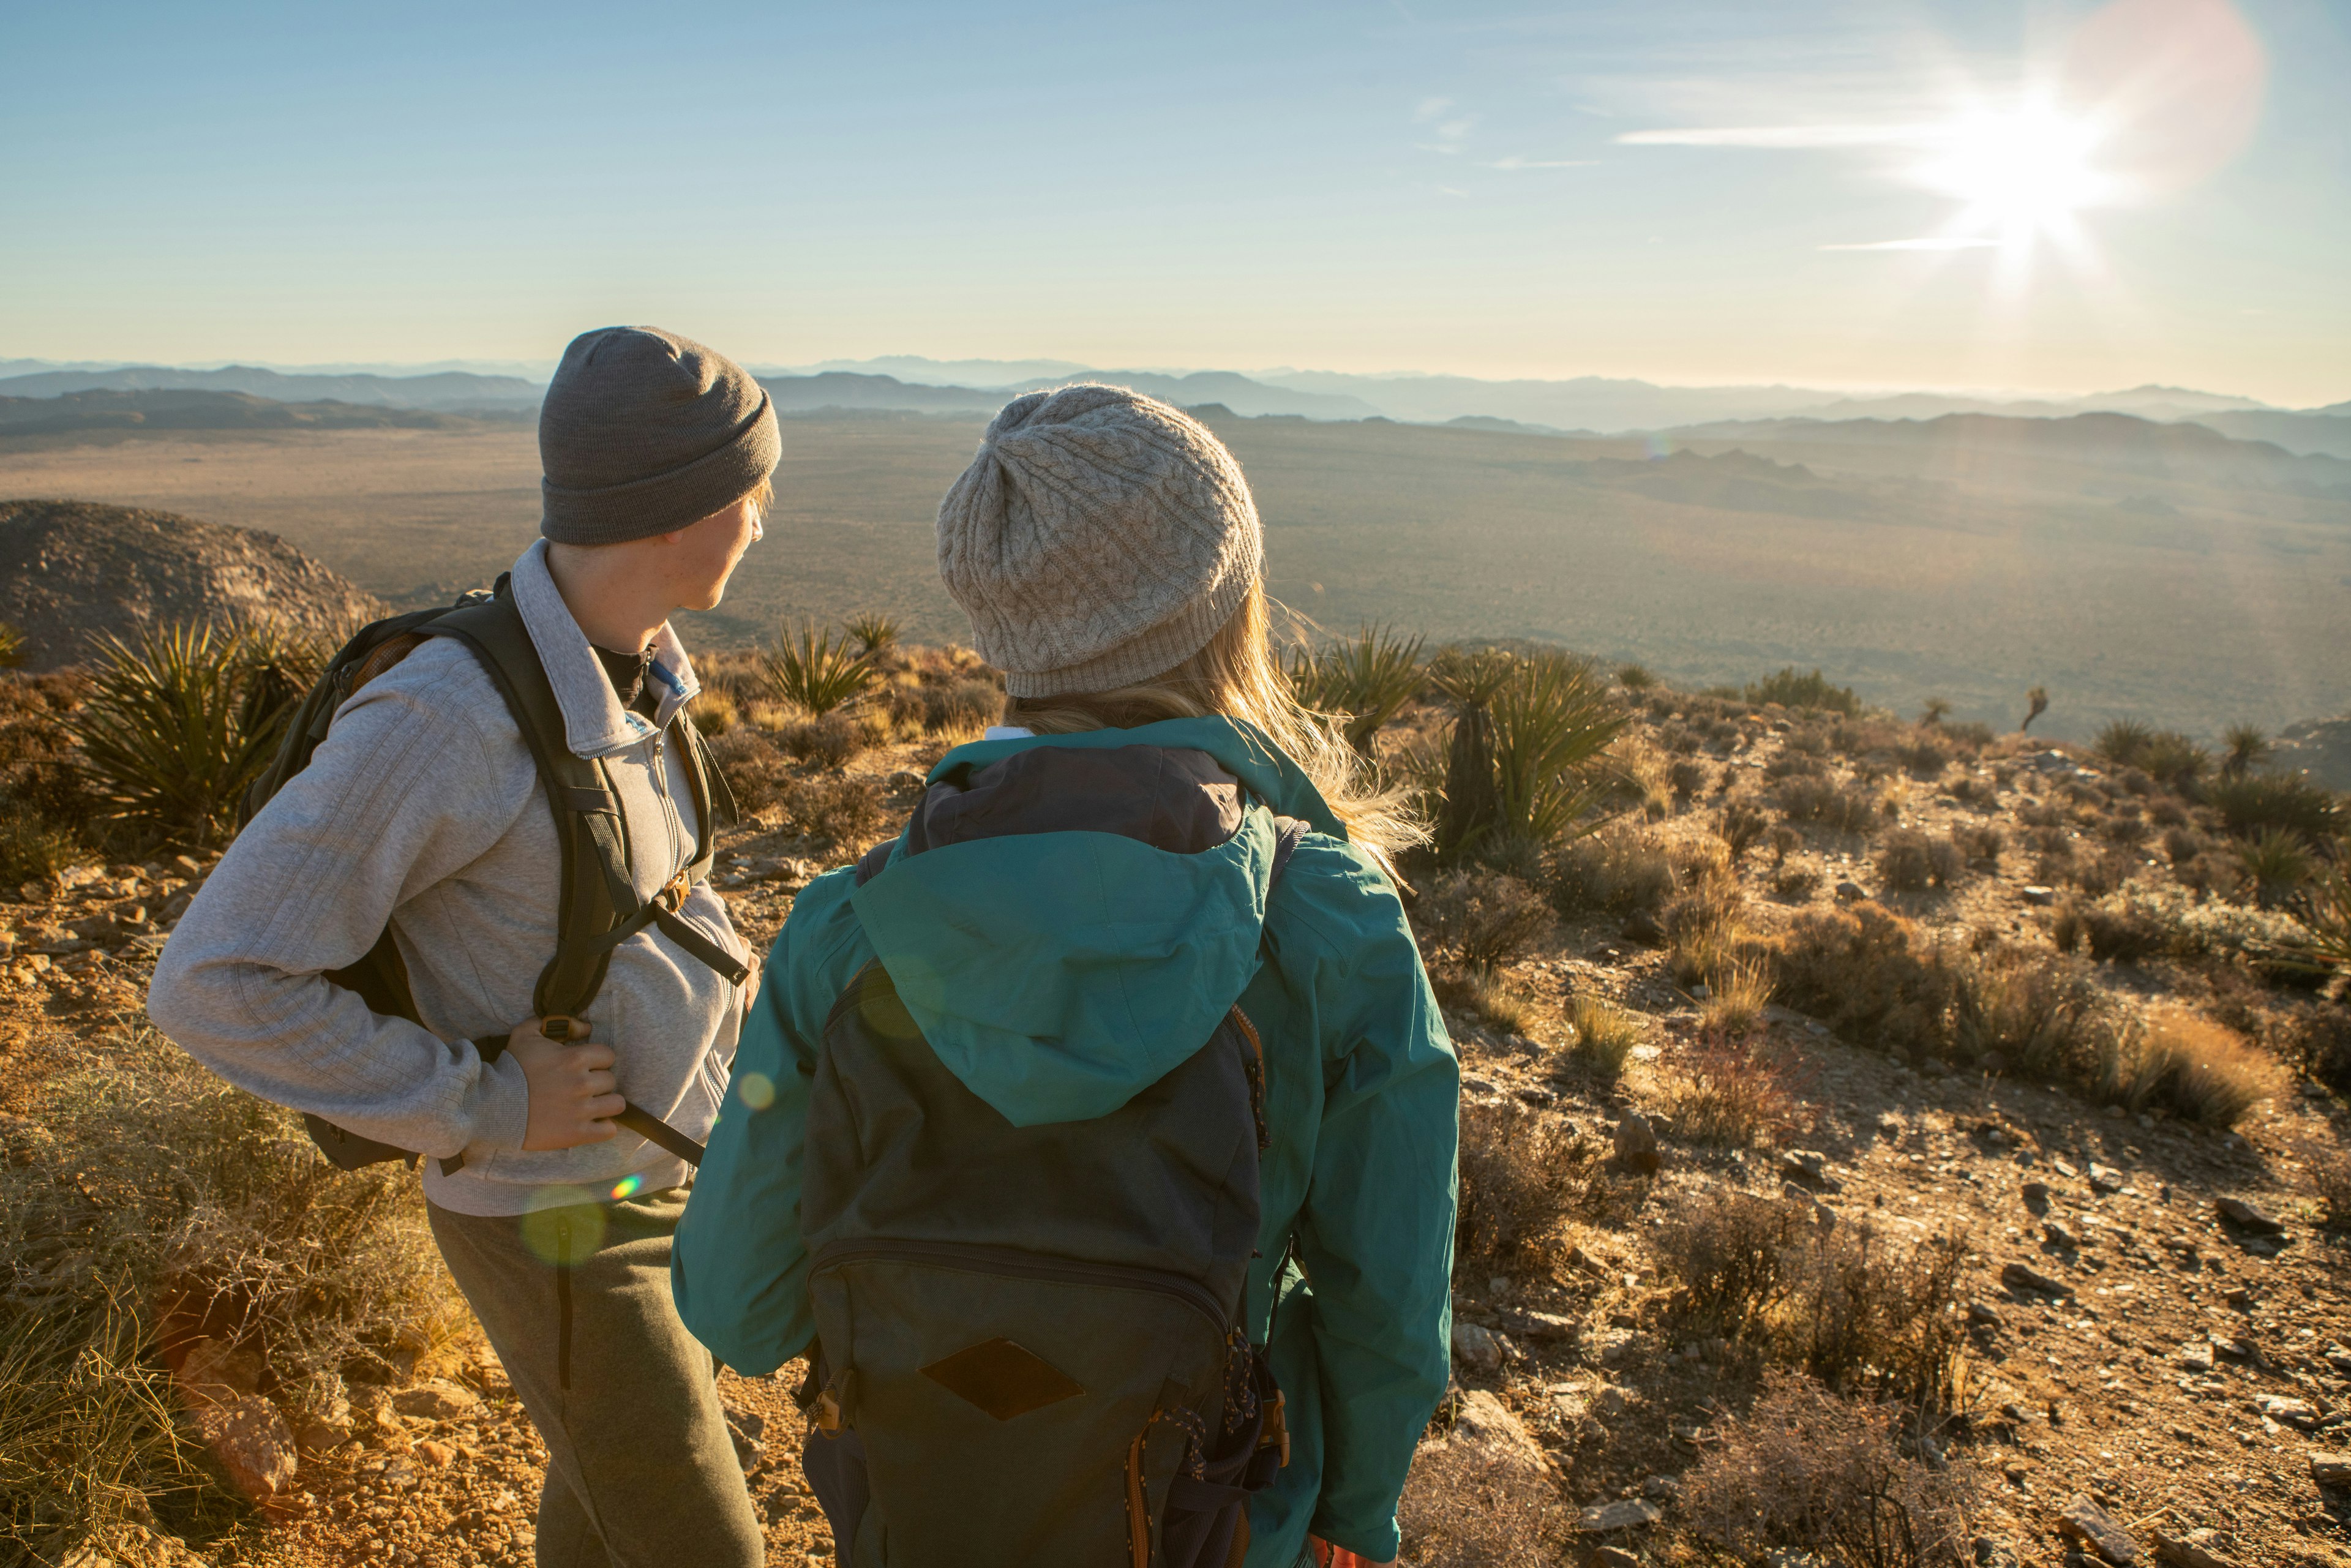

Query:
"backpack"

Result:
[[240, 576, 747, 1176], [793, 768, 1305, 1568]]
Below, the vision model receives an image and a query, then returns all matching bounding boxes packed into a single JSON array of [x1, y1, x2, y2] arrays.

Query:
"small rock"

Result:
[[2003, 1261, 2069, 1296], [1613, 1112, 1662, 1174], [2325, 1345, 2351, 1378], [1447, 1389, 1551, 1475], [2045, 1220, 2080, 1250], [2214, 1198, 2283, 1236], [390, 1378, 481, 1421], [1594, 1384, 1633, 1418], [2088, 1163, 2124, 1195], [1450, 1322, 1506, 1375], [2023, 1180, 2052, 1209], [1507, 1310, 1580, 1341], [416, 1438, 456, 1467], [1621, 909, 1666, 945], [2311, 1452, 2351, 1488], [1976, 1537, 2023, 1567], [2177, 1341, 2214, 1374], [186, 1391, 300, 1499], [1583, 1550, 1638, 1568], [2023, 885, 2057, 906], [1577, 1498, 1663, 1532], [1967, 1302, 2006, 1329], [724, 1401, 768, 1469], [1641, 1474, 1679, 1500], [1834, 879, 1868, 903], [2058, 1493, 2140, 1565], [2259, 1395, 2317, 1429], [1781, 1149, 1831, 1184], [2150, 1531, 2236, 1568]]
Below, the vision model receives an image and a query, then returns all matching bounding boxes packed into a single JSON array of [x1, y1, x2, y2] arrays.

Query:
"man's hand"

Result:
[[1307, 1540, 1395, 1568], [508, 1017, 624, 1149]]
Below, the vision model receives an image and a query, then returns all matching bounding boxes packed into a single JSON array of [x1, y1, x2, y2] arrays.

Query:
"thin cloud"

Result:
[[1820, 237, 2002, 251], [1617, 124, 1933, 148], [1412, 95, 1473, 154], [1483, 156, 1598, 170]]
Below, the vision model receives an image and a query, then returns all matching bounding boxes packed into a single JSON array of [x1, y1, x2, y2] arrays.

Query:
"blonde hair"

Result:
[[1003, 582, 1425, 880]]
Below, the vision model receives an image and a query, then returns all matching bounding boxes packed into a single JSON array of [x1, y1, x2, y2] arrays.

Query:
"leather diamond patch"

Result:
[[920, 1338, 1086, 1420]]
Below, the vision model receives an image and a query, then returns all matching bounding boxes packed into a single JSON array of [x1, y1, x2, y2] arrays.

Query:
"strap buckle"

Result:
[[540, 1015, 590, 1043], [655, 869, 693, 913]]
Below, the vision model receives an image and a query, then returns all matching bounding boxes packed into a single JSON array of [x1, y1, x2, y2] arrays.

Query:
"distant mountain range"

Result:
[[0, 364, 541, 411], [4, 354, 2344, 456], [0, 388, 517, 434]]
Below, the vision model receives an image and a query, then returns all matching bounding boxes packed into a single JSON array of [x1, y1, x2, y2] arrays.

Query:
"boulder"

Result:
[[391, 1378, 481, 1421], [2214, 1198, 2283, 1236], [1577, 1498, 1662, 1532], [187, 1390, 300, 1499], [2058, 1495, 2140, 1566], [1447, 1390, 1551, 1475], [1613, 1112, 1662, 1174]]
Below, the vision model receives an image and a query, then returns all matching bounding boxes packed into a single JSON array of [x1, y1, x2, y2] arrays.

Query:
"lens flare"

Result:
[[736, 1070, 776, 1110]]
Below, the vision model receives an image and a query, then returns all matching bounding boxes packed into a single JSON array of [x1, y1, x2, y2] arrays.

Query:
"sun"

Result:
[[1911, 105, 2113, 247]]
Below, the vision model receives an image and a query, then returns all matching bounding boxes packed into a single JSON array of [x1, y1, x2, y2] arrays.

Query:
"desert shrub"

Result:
[[1772, 904, 1955, 1059], [765, 620, 874, 716], [2095, 718, 2156, 767], [1664, 842, 1748, 988], [1779, 775, 1881, 836], [1720, 800, 1769, 860], [2099, 1007, 2279, 1126], [0, 1030, 459, 1558], [1418, 869, 1550, 969], [1953, 947, 2105, 1081], [1287, 625, 1424, 756], [0, 814, 91, 884], [1681, 1374, 1978, 1568], [73, 623, 317, 850], [1548, 824, 1673, 917], [922, 677, 1002, 733], [779, 773, 891, 852], [1875, 828, 1959, 892], [2298, 860, 2351, 977], [1395, 1434, 1570, 1568], [1747, 667, 1861, 716], [2163, 825, 2205, 865], [778, 711, 866, 770], [1668, 757, 1711, 800], [703, 726, 795, 816], [2204, 771, 2340, 841], [1453, 1101, 1585, 1266], [2290, 1136, 2351, 1229], [1614, 661, 1655, 690], [843, 610, 902, 658], [1950, 822, 2003, 866], [2052, 894, 2165, 963], [2237, 827, 2312, 907], [1768, 823, 1802, 863], [1565, 993, 1642, 1081], [2098, 805, 2149, 845], [1788, 1224, 1971, 1404], [1894, 730, 1954, 778], [1654, 1190, 1810, 1334], [1671, 1035, 1805, 1149], [1772, 862, 1823, 900], [687, 689, 738, 735]]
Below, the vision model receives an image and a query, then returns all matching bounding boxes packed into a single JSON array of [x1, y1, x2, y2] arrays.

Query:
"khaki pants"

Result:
[[428, 1190, 763, 1568]]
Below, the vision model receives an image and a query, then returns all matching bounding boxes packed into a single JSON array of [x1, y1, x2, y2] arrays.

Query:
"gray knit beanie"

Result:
[[936, 384, 1264, 697], [539, 326, 780, 544]]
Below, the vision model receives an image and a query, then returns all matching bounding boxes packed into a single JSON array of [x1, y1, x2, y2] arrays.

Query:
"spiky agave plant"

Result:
[[844, 611, 902, 660], [2237, 827, 2314, 909], [2222, 724, 2271, 778], [2293, 850, 2351, 973], [2094, 717, 2156, 769], [1289, 625, 1425, 756], [765, 620, 874, 717], [1487, 651, 1627, 846], [73, 623, 288, 849]]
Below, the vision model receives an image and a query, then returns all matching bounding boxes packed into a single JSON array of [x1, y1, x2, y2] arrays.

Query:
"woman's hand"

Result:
[[508, 1017, 624, 1149], [1307, 1537, 1395, 1568]]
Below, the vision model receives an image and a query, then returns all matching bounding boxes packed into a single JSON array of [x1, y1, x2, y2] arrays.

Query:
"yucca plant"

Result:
[[2022, 684, 2050, 732], [2222, 724, 2271, 778], [844, 611, 902, 660], [2203, 771, 2341, 841], [2293, 852, 2351, 973], [1429, 649, 1624, 861], [765, 621, 874, 717], [232, 620, 329, 746], [0, 621, 26, 670], [2237, 827, 2313, 909], [1289, 625, 1425, 756], [1428, 648, 1512, 860], [73, 623, 289, 849], [2094, 717, 2156, 768]]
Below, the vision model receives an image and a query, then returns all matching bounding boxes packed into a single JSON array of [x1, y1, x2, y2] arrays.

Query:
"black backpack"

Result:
[[240, 577, 746, 1176], [793, 747, 1303, 1568]]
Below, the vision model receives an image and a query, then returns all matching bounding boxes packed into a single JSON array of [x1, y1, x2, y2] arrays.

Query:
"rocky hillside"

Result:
[[0, 499, 385, 670]]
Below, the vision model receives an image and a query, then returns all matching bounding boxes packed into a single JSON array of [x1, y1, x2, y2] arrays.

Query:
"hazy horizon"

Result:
[[6, 1, 2347, 406]]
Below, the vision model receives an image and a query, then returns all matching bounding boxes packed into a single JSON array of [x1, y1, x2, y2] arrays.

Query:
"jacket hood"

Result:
[[849, 718, 1340, 1127]]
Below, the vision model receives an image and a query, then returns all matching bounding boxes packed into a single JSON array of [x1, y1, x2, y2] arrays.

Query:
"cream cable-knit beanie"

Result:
[[936, 384, 1265, 698]]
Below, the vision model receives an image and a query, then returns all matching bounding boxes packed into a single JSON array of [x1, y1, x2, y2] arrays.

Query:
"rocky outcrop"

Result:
[[0, 498, 383, 670]]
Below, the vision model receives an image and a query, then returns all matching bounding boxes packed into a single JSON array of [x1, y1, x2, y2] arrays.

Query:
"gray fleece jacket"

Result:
[[148, 541, 752, 1217]]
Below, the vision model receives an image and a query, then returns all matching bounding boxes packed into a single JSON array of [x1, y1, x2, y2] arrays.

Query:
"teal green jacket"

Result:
[[672, 718, 1458, 1564]]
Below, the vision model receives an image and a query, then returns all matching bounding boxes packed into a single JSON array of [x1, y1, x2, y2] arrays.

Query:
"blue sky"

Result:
[[3, 0, 2344, 403]]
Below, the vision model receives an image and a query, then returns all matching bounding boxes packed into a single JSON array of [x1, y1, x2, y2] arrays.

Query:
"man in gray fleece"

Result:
[[149, 326, 778, 1567]]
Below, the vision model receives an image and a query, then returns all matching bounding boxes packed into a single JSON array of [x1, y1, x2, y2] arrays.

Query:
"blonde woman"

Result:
[[675, 386, 1457, 1568]]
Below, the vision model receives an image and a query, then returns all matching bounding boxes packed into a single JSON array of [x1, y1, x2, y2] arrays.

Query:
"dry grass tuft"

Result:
[[1779, 775, 1884, 836], [2099, 1006, 2280, 1127], [1565, 992, 1643, 1082], [1418, 869, 1551, 969], [778, 711, 868, 769], [1547, 823, 1674, 917], [1396, 1434, 1571, 1567], [1438, 966, 1535, 1035], [1679, 1372, 1982, 1568], [1700, 957, 1774, 1037]]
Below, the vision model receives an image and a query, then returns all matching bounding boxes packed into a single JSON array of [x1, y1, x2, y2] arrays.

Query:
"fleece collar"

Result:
[[509, 539, 701, 759]]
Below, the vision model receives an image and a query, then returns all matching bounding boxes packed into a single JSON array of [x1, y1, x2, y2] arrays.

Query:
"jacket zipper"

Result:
[[648, 730, 686, 883], [811, 1239, 1231, 1331]]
